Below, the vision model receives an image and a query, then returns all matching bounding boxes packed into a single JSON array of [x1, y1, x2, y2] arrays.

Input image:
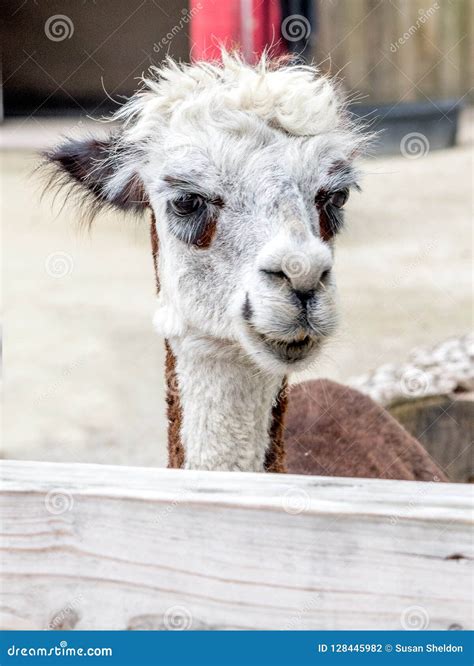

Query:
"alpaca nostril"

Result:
[[320, 269, 331, 283], [293, 289, 315, 308]]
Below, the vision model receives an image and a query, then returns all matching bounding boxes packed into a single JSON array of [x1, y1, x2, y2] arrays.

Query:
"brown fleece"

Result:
[[193, 216, 218, 248], [264, 379, 289, 473], [284, 379, 448, 482], [150, 212, 160, 293], [165, 340, 185, 469]]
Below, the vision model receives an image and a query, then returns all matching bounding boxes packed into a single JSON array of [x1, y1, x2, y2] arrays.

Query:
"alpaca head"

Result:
[[46, 54, 364, 375]]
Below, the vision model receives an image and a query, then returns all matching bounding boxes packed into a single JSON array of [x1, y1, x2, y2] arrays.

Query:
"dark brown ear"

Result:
[[43, 135, 148, 216]]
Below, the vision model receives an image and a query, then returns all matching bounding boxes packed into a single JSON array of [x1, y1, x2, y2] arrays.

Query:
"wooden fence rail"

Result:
[[0, 460, 472, 630]]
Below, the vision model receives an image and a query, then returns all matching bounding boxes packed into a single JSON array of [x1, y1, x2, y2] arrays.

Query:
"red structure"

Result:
[[190, 0, 285, 62]]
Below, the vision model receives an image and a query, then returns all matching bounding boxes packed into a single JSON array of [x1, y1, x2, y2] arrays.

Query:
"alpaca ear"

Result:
[[44, 135, 148, 215]]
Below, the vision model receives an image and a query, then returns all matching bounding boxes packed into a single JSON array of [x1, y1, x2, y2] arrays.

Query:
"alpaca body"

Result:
[[44, 53, 446, 481], [285, 380, 447, 481]]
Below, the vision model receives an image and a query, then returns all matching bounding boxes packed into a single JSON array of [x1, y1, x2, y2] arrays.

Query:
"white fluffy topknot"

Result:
[[113, 51, 351, 142]]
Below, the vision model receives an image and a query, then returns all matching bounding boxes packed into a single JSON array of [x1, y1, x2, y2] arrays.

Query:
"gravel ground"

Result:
[[1, 111, 472, 466]]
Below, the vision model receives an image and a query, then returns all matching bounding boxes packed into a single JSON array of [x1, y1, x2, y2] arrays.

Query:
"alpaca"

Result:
[[284, 380, 446, 480], [44, 54, 446, 480]]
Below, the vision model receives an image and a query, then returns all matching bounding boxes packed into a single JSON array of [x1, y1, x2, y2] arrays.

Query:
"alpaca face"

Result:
[[46, 55, 363, 375], [148, 127, 358, 374]]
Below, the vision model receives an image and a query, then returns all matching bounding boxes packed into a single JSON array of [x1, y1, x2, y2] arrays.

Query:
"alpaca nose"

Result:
[[260, 259, 331, 295], [293, 289, 316, 308], [258, 236, 333, 295]]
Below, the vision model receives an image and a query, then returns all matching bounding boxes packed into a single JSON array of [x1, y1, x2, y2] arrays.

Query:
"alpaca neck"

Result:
[[166, 336, 288, 472], [150, 215, 288, 472]]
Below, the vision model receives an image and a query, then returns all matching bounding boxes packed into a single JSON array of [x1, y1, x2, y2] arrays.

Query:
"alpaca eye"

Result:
[[328, 188, 349, 209], [315, 188, 349, 241], [170, 193, 205, 217]]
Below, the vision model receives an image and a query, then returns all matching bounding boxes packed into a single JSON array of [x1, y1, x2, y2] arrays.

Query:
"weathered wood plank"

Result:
[[315, 0, 472, 104], [390, 392, 474, 483], [0, 460, 472, 631]]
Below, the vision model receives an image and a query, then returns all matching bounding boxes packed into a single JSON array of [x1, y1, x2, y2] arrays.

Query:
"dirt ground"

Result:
[[1, 112, 472, 466]]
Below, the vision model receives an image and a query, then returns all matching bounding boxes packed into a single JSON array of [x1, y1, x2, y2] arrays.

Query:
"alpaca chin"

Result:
[[236, 296, 338, 375], [238, 327, 326, 375]]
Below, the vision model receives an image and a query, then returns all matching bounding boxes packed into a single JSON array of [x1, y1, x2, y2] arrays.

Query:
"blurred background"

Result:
[[1, 1, 472, 475]]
